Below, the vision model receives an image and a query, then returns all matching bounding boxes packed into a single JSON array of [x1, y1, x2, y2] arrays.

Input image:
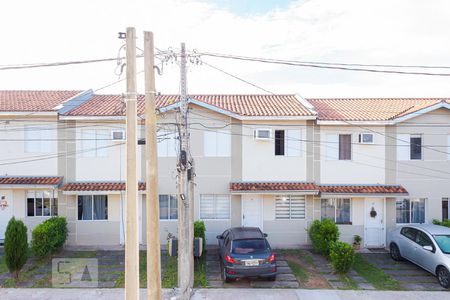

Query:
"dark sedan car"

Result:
[[216, 227, 277, 282]]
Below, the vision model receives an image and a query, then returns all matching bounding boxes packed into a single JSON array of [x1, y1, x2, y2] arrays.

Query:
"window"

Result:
[[339, 134, 352, 160], [321, 198, 351, 224], [275, 195, 305, 219], [443, 198, 449, 221], [400, 227, 417, 241], [200, 194, 230, 219], [274, 129, 301, 156], [24, 124, 56, 153], [396, 198, 425, 224], [26, 190, 58, 217], [157, 131, 178, 157], [447, 135, 450, 160], [397, 134, 422, 160], [77, 195, 108, 220], [159, 195, 177, 220], [81, 129, 109, 157], [204, 130, 231, 157], [410, 135, 422, 160], [415, 231, 433, 247]]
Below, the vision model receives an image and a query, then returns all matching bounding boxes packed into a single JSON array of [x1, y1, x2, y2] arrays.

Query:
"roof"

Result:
[[64, 94, 315, 118], [307, 98, 450, 121], [407, 224, 450, 235], [230, 182, 408, 195], [62, 182, 146, 192], [230, 227, 264, 240], [0, 176, 63, 186], [0, 90, 82, 112]]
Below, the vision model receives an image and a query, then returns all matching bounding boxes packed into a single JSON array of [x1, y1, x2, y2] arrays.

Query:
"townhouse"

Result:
[[0, 90, 449, 249]]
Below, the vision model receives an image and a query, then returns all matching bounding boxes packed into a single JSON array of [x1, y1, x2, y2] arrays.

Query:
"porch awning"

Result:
[[0, 176, 63, 189], [318, 184, 408, 197], [62, 182, 146, 194], [229, 182, 320, 195]]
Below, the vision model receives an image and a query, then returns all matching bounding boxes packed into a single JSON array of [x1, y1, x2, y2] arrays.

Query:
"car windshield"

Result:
[[232, 239, 268, 254], [433, 235, 450, 254]]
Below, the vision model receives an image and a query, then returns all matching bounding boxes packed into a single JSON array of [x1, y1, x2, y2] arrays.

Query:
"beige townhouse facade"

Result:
[[0, 91, 449, 249]]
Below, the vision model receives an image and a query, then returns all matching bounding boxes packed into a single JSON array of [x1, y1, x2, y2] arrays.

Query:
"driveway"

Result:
[[360, 253, 445, 291]]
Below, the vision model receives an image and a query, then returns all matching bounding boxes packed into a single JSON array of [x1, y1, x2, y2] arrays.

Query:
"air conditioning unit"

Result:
[[254, 128, 272, 140], [111, 130, 125, 141], [359, 133, 374, 144]]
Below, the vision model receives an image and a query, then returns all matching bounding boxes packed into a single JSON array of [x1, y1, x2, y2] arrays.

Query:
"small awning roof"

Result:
[[0, 176, 63, 188], [62, 182, 146, 194], [230, 182, 408, 196]]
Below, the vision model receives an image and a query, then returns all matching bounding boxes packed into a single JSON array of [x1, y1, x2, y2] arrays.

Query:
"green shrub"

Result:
[[194, 220, 206, 251], [31, 216, 68, 258], [330, 241, 355, 274], [308, 219, 339, 256], [432, 219, 450, 228], [432, 219, 442, 225], [4, 217, 28, 280]]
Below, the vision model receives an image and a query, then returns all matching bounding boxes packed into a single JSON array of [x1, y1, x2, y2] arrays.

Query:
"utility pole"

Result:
[[177, 42, 193, 300], [125, 26, 139, 300], [144, 31, 161, 300]]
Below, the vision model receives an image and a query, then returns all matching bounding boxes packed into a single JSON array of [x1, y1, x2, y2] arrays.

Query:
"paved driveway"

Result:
[[361, 253, 445, 291]]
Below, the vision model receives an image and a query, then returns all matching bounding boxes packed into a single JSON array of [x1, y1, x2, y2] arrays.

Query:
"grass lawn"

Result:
[[353, 254, 400, 290], [161, 254, 207, 288]]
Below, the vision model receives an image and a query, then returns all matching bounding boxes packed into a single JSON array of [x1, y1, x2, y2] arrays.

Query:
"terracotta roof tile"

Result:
[[63, 182, 146, 191], [230, 182, 319, 192], [319, 184, 408, 194], [0, 90, 82, 112], [65, 94, 315, 117], [0, 176, 63, 185], [308, 98, 450, 121]]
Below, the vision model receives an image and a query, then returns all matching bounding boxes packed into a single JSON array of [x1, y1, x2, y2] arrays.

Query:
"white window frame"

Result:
[[275, 195, 306, 220], [77, 195, 108, 221], [80, 129, 110, 158], [199, 194, 231, 220], [397, 134, 423, 161], [157, 131, 178, 157], [325, 134, 339, 160], [396, 198, 426, 225], [159, 194, 178, 220], [410, 134, 423, 160], [321, 198, 352, 224], [274, 129, 302, 157], [26, 190, 57, 217], [203, 130, 231, 157], [24, 124, 56, 153]]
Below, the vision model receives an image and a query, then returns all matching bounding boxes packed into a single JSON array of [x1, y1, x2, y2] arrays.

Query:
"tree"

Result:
[[4, 217, 29, 280]]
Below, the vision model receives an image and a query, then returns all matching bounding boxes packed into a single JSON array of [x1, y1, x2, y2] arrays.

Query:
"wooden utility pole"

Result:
[[125, 26, 140, 300], [177, 42, 193, 300], [144, 31, 162, 300]]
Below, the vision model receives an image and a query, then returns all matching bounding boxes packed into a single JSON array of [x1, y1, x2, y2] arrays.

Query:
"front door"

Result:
[[242, 195, 263, 229], [364, 198, 385, 248], [0, 191, 13, 241]]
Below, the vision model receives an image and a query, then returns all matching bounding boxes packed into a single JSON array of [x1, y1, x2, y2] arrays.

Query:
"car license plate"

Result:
[[245, 259, 259, 266]]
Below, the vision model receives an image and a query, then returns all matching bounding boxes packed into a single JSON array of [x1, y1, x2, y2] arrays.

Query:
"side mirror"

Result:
[[423, 245, 433, 252], [263, 233, 268, 238], [216, 235, 223, 239]]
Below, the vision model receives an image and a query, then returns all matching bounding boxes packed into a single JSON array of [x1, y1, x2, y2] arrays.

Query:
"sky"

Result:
[[1, 0, 450, 98]]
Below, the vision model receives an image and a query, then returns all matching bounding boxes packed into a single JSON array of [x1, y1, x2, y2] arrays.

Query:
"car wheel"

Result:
[[223, 267, 233, 283], [267, 275, 276, 281], [437, 266, 450, 289], [390, 243, 403, 261]]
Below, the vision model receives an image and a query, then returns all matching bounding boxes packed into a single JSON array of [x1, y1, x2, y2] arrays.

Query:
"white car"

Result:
[[388, 224, 450, 289]]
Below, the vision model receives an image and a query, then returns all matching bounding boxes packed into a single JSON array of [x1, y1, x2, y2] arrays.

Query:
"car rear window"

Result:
[[232, 239, 268, 254]]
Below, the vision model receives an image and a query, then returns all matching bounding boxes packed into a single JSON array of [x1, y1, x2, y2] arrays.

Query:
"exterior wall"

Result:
[[319, 125, 386, 184]]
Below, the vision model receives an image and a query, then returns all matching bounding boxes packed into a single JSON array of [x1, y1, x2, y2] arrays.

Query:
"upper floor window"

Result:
[[397, 134, 422, 160], [275, 195, 305, 219], [396, 198, 425, 224], [81, 129, 109, 157], [77, 195, 108, 220], [157, 131, 177, 157], [200, 194, 230, 220], [339, 134, 352, 160], [24, 124, 56, 153], [27, 190, 58, 217], [442, 198, 448, 221], [321, 198, 351, 224], [274, 129, 301, 156], [159, 194, 177, 220], [325, 134, 351, 160], [204, 130, 230, 157], [447, 135, 450, 160]]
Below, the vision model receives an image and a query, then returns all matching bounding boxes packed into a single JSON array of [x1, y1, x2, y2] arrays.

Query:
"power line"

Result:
[[198, 51, 450, 76]]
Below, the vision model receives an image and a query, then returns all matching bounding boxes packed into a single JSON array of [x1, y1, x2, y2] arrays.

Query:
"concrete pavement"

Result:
[[0, 288, 449, 299]]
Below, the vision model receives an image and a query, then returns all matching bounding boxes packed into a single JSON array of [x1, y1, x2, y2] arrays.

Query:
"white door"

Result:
[[364, 198, 385, 248], [0, 191, 13, 241], [242, 195, 263, 229]]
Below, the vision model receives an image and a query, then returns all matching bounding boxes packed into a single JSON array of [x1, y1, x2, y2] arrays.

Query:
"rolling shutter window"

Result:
[[339, 134, 352, 160], [200, 195, 230, 219], [275, 195, 305, 219]]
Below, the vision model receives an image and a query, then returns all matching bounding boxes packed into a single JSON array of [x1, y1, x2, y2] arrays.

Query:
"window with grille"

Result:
[[275, 195, 306, 219], [200, 194, 230, 220]]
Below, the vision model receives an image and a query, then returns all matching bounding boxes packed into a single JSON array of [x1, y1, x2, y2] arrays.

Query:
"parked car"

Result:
[[388, 224, 450, 288], [216, 227, 277, 282]]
